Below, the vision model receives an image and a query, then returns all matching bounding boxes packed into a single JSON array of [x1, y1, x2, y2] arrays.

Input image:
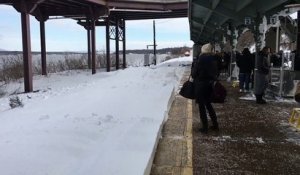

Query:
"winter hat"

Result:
[[201, 43, 212, 54]]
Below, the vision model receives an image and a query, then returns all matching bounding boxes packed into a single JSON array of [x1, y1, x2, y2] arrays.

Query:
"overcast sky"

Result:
[[0, 5, 193, 52]]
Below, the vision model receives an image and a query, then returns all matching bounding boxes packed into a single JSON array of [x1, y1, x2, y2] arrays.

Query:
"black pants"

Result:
[[195, 81, 218, 130], [198, 101, 218, 130]]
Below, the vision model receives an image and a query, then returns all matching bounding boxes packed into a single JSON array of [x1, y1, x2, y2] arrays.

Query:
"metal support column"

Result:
[[228, 23, 235, 80], [296, 11, 300, 52], [91, 20, 96, 74], [115, 18, 120, 70], [122, 20, 126, 69], [106, 18, 111, 72], [295, 10, 300, 71], [21, 12, 33, 92], [87, 26, 91, 69], [254, 13, 264, 94], [275, 26, 280, 53], [40, 19, 47, 75], [153, 20, 157, 65]]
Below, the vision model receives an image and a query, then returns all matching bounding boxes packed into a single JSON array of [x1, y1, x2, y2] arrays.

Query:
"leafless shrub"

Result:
[[9, 96, 23, 108], [0, 83, 6, 97], [0, 55, 23, 83], [165, 55, 172, 61], [96, 51, 107, 68], [65, 54, 87, 70], [33, 54, 89, 74], [0, 53, 95, 90], [33, 59, 42, 75]]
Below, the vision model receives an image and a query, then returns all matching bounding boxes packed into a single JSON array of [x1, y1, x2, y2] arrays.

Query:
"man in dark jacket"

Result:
[[191, 43, 219, 134], [254, 46, 271, 104], [237, 48, 254, 92]]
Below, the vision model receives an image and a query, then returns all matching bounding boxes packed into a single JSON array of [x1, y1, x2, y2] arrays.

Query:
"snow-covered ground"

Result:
[[0, 56, 192, 175]]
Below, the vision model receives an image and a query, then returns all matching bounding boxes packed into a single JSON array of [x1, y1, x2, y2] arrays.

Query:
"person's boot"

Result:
[[199, 112, 208, 134], [210, 119, 219, 131], [256, 94, 266, 104], [199, 127, 208, 134], [210, 116, 219, 131]]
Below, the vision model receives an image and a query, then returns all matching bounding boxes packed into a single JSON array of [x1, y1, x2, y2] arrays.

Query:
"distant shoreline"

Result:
[[0, 51, 88, 55], [0, 46, 192, 55]]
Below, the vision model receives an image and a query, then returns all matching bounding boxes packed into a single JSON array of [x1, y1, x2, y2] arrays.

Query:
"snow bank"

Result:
[[0, 56, 192, 175]]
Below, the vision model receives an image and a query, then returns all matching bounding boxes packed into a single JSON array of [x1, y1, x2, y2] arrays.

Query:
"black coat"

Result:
[[256, 51, 270, 75], [236, 53, 254, 73], [191, 54, 218, 103]]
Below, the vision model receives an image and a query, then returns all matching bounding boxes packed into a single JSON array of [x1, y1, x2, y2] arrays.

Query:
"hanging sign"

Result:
[[270, 16, 277, 25], [245, 17, 252, 25]]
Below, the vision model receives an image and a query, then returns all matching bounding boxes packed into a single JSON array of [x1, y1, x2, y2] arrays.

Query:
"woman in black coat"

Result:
[[191, 43, 219, 134]]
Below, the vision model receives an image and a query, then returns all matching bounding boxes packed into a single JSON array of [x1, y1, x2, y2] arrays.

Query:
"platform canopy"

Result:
[[189, 0, 300, 44], [107, 0, 188, 20], [0, 0, 188, 20]]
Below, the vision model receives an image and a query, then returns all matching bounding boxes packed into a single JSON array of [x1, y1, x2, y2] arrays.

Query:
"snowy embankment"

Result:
[[0, 56, 192, 175]]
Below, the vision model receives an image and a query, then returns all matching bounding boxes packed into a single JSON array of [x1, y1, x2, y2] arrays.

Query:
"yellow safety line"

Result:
[[183, 99, 193, 175]]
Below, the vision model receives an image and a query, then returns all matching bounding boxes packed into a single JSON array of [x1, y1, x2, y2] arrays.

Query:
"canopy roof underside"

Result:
[[0, 0, 188, 20]]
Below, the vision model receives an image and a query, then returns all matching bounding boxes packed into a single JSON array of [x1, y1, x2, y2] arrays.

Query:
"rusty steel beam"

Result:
[[0, 0, 13, 3], [78, 20, 106, 27], [44, 0, 85, 8], [115, 18, 119, 70], [40, 19, 47, 75], [164, 2, 188, 10], [84, 0, 106, 5], [118, 15, 187, 20], [21, 12, 33, 92], [0, 0, 99, 4], [29, 0, 46, 13], [87, 27, 92, 69], [61, 0, 91, 7], [34, 9, 87, 17], [107, 1, 187, 10], [122, 20, 126, 69], [109, 10, 187, 20], [91, 20, 96, 74], [106, 18, 111, 72]]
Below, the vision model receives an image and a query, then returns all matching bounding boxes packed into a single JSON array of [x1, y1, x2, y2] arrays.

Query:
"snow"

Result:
[[0, 56, 193, 175], [256, 137, 265, 144]]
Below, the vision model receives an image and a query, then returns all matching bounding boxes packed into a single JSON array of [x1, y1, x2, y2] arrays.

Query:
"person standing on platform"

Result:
[[191, 43, 219, 134], [237, 48, 254, 92], [254, 46, 271, 104]]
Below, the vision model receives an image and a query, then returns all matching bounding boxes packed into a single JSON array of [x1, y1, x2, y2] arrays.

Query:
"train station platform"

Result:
[[150, 67, 300, 175]]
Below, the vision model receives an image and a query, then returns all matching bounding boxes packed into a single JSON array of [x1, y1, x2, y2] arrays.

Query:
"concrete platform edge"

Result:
[[144, 87, 176, 175]]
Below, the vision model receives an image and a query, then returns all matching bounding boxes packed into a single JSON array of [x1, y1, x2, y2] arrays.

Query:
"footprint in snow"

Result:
[[92, 113, 98, 117], [103, 115, 114, 122], [39, 115, 50, 120]]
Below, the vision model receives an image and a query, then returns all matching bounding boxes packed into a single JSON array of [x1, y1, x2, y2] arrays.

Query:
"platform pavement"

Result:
[[150, 67, 300, 175], [150, 69, 193, 175]]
